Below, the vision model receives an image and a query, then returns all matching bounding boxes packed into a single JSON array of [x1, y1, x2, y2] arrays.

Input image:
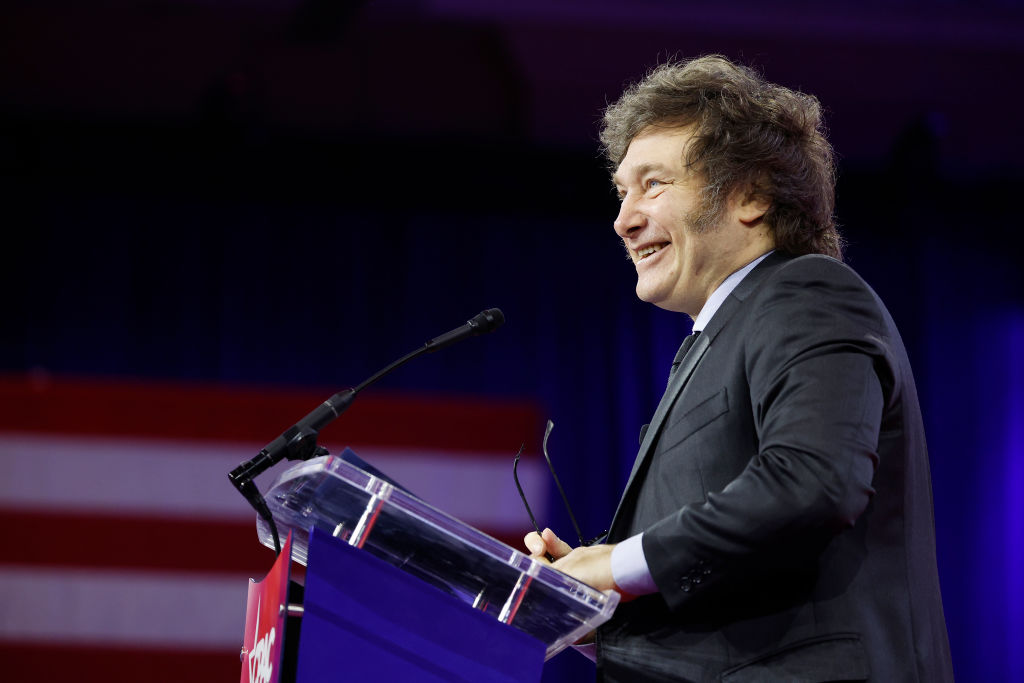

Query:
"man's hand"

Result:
[[523, 528, 620, 594]]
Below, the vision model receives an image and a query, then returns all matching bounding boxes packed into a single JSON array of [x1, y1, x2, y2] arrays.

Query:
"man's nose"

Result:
[[613, 194, 645, 238]]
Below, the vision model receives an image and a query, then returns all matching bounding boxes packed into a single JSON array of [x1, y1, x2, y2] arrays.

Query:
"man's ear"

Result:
[[735, 189, 771, 227]]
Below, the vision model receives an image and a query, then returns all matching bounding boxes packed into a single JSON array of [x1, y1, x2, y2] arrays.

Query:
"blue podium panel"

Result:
[[297, 527, 545, 683]]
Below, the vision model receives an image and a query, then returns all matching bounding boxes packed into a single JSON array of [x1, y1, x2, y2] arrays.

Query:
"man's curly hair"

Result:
[[601, 55, 843, 260]]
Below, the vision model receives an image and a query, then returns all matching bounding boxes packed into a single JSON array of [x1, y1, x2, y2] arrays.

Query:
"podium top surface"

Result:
[[257, 452, 619, 659]]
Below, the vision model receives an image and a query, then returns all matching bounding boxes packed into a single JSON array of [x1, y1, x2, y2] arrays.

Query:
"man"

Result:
[[525, 56, 953, 682]]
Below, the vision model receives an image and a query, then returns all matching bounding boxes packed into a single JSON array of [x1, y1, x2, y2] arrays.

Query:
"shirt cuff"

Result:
[[610, 532, 658, 597]]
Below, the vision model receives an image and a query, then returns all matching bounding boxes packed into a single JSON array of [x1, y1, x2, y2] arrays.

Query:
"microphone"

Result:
[[424, 308, 505, 353], [228, 307, 506, 553]]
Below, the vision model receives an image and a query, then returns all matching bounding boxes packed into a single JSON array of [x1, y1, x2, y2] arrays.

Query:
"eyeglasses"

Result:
[[513, 420, 608, 549]]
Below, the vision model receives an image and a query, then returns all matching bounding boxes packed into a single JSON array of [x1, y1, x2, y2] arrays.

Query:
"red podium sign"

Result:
[[240, 532, 292, 683]]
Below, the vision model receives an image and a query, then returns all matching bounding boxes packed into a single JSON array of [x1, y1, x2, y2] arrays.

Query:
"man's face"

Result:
[[612, 126, 745, 317]]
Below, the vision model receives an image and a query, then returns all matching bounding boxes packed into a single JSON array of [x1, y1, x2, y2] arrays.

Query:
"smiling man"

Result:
[[525, 56, 953, 682]]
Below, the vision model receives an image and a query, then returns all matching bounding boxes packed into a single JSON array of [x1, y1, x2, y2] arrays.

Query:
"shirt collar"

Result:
[[692, 251, 773, 333]]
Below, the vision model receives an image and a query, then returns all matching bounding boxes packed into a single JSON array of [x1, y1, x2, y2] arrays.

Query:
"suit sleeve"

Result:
[[642, 257, 890, 612]]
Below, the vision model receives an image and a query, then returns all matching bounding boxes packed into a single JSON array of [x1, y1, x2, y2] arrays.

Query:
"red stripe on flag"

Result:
[[2, 507, 274, 574], [0, 641, 240, 683], [2, 507, 526, 573], [0, 373, 544, 454]]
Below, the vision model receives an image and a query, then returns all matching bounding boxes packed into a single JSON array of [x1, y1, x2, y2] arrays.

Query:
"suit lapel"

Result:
[[607, 252, 792, 538], [621, 333, 708, 495]]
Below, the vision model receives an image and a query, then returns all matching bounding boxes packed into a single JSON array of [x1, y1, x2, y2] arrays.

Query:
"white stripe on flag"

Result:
[[0, 432, 548, 532], [0, 565, 248, 650]]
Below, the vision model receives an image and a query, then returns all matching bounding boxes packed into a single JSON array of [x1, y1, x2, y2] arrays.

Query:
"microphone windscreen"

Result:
[[474, 308, 505, 333]]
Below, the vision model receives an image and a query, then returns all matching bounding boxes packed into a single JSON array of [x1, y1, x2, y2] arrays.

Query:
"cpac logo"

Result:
[[247, 597, 277, 683]]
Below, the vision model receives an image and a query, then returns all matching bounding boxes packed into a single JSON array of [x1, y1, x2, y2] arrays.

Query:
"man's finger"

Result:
[[541, 528, 574, 558], [524, 531, 546, 556]]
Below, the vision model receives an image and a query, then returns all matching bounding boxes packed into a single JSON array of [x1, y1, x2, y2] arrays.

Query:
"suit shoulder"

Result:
[[760, 254, 880, 302], [752, 254, 888, 330], [772, 253, 866, 286]]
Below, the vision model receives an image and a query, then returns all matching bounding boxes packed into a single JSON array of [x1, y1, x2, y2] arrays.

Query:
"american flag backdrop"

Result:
[[0, 374, 548, 682]]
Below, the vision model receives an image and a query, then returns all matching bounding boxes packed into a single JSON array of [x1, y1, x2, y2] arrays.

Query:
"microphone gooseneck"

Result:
[[227, 308, 505, 554]]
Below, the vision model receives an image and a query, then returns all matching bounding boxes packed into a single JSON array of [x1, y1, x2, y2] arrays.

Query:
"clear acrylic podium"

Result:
[[256, 449, 619, 670]]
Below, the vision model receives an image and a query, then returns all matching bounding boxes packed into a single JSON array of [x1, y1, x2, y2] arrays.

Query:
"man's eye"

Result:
[[647, 179, 662, 190]]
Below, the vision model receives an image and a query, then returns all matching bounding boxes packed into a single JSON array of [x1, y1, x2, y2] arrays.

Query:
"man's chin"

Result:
[[634, 280, 663, 304], [636, 286, 693, 316]]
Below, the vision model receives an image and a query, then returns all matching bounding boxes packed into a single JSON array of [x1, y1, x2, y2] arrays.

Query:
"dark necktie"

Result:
[[669, 331, 701, 379], [641, 331, 703, 445]]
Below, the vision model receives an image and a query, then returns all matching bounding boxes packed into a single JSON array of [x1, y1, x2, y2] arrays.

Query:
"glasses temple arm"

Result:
[[513, 445, 542, 538], [542, 421, 586, 546]]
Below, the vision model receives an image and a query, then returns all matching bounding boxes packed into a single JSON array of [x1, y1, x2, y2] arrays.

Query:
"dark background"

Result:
[[3, 1, 1023, 681]]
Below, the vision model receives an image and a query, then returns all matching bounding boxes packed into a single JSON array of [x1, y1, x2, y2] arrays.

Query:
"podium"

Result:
[[239, 450, 619, 682]]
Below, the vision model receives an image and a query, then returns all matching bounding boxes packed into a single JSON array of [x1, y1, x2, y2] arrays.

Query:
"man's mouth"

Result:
[[637, 243, 668, 261]]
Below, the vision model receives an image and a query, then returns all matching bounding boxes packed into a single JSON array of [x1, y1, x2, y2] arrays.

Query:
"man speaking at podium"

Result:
[[524, 56, 953, 682]]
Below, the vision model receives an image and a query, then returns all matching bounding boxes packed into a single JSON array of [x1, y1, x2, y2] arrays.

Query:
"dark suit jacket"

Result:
[[597, 253, 953, 683]]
